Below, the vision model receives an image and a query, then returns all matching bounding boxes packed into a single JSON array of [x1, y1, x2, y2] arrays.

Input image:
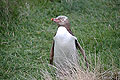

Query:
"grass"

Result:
[[0, 0, 120, 80]]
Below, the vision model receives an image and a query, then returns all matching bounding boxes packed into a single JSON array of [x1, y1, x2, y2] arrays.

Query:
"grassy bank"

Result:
[[0, 0, 120, 79]]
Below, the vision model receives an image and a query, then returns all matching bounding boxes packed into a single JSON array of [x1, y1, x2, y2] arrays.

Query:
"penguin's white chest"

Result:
[[53, 27, 78, 65]]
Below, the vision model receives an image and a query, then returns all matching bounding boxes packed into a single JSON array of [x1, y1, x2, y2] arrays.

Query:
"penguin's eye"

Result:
[[57, 17, 65, 22], [60, 18, 65, 22]]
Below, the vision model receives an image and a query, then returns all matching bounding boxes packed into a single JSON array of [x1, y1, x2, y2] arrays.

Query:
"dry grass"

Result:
[[40, 51, 120, 80], [41, 54, 98, 80], [41, 64, 96, 80]]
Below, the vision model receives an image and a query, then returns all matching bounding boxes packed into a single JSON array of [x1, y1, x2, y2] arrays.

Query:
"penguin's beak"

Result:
[[51, 18, 59, 22]]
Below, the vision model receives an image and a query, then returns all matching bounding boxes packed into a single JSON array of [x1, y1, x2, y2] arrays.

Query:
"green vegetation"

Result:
[[0, 0, 120, 79]]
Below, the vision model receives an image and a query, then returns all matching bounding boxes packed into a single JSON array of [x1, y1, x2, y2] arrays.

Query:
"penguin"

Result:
[[50, 16, 88, 68]]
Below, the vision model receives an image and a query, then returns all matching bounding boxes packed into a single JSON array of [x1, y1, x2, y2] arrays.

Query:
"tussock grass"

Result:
[[41, 53, 96, 80], [0, 0, 120, 80], [40, 51, 119, 80]]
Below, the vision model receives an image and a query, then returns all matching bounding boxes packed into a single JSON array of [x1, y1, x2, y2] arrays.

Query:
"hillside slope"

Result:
[[0, 0, 120, 79]]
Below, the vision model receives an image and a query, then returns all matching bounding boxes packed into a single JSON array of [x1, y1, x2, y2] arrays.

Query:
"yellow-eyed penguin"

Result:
[[50, 16, 88, 68]]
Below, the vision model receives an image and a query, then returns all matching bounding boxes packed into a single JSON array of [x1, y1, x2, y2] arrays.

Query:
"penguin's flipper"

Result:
[[50, 41, 54, 65], [75, 39, 89, 68]]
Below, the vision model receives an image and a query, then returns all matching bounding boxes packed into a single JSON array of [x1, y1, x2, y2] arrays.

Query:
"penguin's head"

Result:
[[51, 16, 69, 26]]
